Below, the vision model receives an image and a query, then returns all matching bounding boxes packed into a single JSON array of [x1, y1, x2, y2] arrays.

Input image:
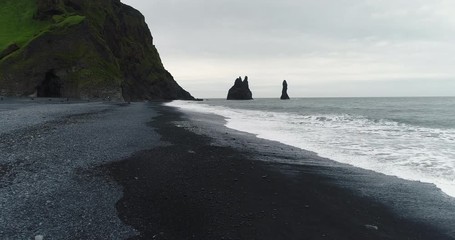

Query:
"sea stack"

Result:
[[0, 0, 194, 101], [227, 76, 253, 100], [280, 80, 290, 100]]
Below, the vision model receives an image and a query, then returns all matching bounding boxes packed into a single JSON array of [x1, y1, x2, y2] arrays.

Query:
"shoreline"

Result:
[[1, 99, 453, 239], [107, 103, 454, 239]]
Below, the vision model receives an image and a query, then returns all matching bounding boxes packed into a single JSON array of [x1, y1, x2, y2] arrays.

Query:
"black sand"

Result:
[[0, 100, 161, 239], [108, 105, 453, 240]]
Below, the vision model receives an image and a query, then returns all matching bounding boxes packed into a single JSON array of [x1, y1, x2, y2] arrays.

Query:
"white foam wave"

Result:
[[166, 101, 455, 198]]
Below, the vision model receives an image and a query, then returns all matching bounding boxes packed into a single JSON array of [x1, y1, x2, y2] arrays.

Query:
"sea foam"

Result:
[[166, 101, 455, 198]]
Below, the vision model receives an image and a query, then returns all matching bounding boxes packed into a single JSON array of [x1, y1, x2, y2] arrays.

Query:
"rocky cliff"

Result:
[[0, 0, 194, 101], [227, 76, 253, 100]]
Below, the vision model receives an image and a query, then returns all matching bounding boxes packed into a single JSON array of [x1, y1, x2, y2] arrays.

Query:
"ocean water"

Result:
[[166, 97, 455, 198]]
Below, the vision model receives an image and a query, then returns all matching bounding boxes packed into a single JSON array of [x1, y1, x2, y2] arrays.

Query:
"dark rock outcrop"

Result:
[[0, 0, 194, 101], [0, 44, 19, 60], [227, 76, 253, 100], [280, 80, 290, 100], [34, 0, 65, 20]]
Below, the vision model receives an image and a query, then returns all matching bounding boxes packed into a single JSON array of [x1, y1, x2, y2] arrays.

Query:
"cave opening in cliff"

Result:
[[37, 70, 62, 98]]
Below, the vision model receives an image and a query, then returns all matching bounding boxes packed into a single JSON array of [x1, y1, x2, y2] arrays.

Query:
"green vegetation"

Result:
[[50, 15, 85, 30], [0, 0, 49, 52], [0, 0, 85, 53], [0, 0, 191, 100]]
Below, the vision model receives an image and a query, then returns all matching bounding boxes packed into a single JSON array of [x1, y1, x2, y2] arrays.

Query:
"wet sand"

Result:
[[108, 104, 452, 240], [1, 98, 453, 239]]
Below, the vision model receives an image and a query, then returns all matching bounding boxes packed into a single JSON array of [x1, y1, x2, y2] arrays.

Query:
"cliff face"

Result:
[[0, 0, 194, 100], [227, 76, 253, 100]]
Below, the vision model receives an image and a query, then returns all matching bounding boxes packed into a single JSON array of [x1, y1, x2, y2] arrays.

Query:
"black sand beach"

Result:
[[1, 99, 454, 239], [0, 99, 159, 239], [108, 104, 454, 240]]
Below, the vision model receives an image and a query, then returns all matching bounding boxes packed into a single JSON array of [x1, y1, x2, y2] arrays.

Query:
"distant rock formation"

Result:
[[227, 76, 253, 100], [280, 80, 290, 100]]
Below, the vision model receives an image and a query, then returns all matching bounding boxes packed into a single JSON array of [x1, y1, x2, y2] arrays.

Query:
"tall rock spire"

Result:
[[280, 80, 290, 100]]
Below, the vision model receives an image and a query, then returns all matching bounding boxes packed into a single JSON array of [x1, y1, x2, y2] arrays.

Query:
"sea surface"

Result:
[[166, 97, 455, 198]]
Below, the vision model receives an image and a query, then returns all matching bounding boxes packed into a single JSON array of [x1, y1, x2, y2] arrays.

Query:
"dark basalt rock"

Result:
[[34, 0, 65, 20], [37, 70, 62, 97], [0, 0, 194, 101], [0, 43, 19, 60], [227, 76, 253, 100], [280, 80, 290, 100]]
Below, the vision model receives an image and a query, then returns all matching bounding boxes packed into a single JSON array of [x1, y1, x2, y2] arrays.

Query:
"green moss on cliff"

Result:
[[0, 0, 85, 53], [0, 0, 49, 52], [50, 15, 85, 30], [1, 0, 193, 100]]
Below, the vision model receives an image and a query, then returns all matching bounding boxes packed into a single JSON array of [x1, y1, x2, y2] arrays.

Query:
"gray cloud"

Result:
[[123, 0, 455, 98]]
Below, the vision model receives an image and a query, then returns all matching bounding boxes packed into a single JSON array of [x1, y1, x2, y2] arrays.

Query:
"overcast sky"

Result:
[[122, 0, 455, 98]]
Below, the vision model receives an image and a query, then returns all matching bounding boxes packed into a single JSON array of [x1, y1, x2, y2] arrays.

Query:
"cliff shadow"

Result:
[[37, 70, 62, 98]]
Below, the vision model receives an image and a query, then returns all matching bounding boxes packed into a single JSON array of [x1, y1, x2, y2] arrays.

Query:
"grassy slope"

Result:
[[0, 0, 86, 53], [0, 0, 49, 52]]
